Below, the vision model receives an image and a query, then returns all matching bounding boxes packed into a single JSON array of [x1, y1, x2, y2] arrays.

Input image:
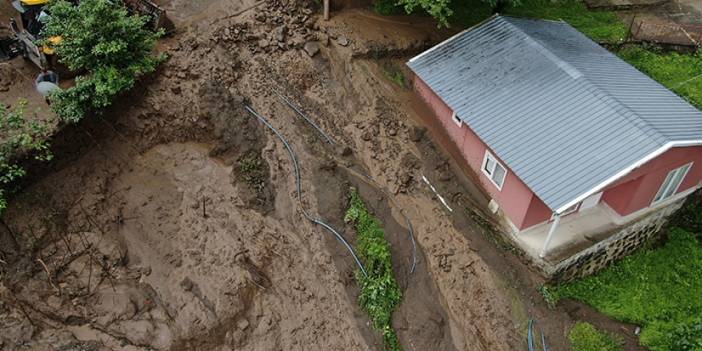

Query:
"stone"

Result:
[[303, 42, 320, 57], [337, 35, 349, 46], [408, 126, 426, 142], [237, 319, 249, 331], [274, 25, 288, 42], [340, 146, 353, 157], [180, 277, 194, 291], [317, 33, 329, 46]]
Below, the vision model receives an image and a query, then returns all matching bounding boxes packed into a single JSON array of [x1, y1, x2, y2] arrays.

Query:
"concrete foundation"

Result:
[[543, 199, 684, 282]]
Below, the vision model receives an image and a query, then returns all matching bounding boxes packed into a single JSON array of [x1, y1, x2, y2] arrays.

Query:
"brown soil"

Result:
[[0, 0, 649, 350]]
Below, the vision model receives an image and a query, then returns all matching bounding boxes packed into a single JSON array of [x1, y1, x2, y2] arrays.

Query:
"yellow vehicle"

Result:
[[9, 0, 167, 71], [10, 0, 56, 69]]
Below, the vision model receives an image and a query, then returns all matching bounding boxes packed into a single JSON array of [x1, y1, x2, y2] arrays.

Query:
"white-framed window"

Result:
[[451, 111, 462, 126], [652, 162, 692, 204], [481, 150, 507, 190]]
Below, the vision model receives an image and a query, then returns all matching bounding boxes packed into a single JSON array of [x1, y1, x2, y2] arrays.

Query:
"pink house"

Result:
[[407, 16, 702, 277]]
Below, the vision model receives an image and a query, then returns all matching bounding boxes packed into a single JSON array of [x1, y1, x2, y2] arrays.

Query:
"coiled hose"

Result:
[[244, 106, 368, 277]]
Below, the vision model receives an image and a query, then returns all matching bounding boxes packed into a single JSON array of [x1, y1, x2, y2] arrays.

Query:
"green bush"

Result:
[[345, 189, 403, 351], [553, 229, 702, 351], [0, 101, 52, 214], [568, 322, 623, 351], [43, 0, 163, 122], [669, 193, 702, 239]]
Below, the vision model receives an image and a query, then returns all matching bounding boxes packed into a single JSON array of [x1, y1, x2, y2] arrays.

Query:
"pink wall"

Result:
[[414, 74, 702, 230], [413, 76, 552, 229], [602, 146, 702, 216]]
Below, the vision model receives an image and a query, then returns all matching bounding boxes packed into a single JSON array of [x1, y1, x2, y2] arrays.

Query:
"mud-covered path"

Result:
[[1, 1, 595, 350]]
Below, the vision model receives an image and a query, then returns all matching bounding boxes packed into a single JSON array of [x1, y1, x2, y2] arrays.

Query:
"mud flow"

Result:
[[0, 0, 644, 349]]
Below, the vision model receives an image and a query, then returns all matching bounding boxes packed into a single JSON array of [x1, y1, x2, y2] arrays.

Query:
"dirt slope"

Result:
[[0, 1, 579, 350]]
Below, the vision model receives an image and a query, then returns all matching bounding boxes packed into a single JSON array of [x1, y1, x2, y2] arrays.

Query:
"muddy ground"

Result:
[[0, 0, 650, 350]]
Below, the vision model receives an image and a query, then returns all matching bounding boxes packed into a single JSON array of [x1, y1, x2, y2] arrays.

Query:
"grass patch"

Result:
[[345, 188, 403, 351], [235, 151, 266, 192], [569, 322, 624, 351], [503, 0, 626, 43], [382, 64, 408, 89], [551, 229, 702, 351], [618, 46, 702, 109]]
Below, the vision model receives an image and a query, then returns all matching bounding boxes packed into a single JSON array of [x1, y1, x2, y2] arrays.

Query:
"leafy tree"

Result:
[[0, 101, 52, 214], [42, 0, 163, 122], [398, 0, 518, 26]]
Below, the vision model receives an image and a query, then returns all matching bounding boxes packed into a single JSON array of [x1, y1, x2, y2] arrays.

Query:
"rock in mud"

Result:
[[236, 319, 249, 331], [303, 42, 320, 57], [274, 25, 288, 42], [409, 126, 426, 142], [337, 35, 349, 46], [317, 33, 329, 46]]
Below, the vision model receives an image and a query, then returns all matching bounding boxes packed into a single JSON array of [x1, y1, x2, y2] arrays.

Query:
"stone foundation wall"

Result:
[[547, 200, 684, 282]]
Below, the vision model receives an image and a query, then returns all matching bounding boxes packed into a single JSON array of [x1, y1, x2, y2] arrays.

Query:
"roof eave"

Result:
[[554, 140, 702, 214]]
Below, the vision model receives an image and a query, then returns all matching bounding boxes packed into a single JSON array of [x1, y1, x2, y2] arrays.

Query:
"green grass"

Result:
[[569, 322, 624, 351], [447, 0, 627, 42], [551, 228, 702, 351], [345, 189, 403, 351], [618, 46, 702, 109], [504, 0, 627, 43], [382, 64, 408, 89]]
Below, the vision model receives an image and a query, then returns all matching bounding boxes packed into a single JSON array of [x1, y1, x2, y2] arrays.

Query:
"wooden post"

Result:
[[323, 0, 330, 20]]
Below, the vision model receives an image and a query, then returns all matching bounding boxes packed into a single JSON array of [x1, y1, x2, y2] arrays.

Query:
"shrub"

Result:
[[42, 0, 163, 122], [0, 101, 52, 214], [568, 322, 623, 351], [345, 189, 403, 350]]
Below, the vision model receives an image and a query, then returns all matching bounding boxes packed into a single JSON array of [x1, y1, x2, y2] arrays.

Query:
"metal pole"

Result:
[[539, 214, 560, 258], [323, 0, 330, 20]]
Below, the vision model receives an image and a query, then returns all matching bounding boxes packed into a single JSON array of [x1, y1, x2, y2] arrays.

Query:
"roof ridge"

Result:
[[501, 16, 668, 146]]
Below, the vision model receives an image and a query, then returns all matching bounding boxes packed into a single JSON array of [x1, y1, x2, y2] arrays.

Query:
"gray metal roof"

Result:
[[407, 15, 702, 213]]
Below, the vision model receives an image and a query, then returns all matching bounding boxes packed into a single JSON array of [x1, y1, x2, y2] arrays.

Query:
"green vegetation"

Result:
[[445, 0, 494, 27], [382, 63, 408, 89], [569, 322, 623, 351], [345, 189, 402, 351], [551, 228, 702, 351], [670, 194, 702, 239], [503, 0, 626, 43], [373, 0, 405, 15], [236, 152, 266, 192], [618, 47, 702, 109], [0, 101, 52, 215], [380, 0, 518, 27], [43, 0, 163, 123]]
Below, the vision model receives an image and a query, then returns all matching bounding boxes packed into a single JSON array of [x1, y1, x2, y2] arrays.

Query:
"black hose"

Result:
[[244, 106, 367, 277], [273, 92, 418, 275]]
